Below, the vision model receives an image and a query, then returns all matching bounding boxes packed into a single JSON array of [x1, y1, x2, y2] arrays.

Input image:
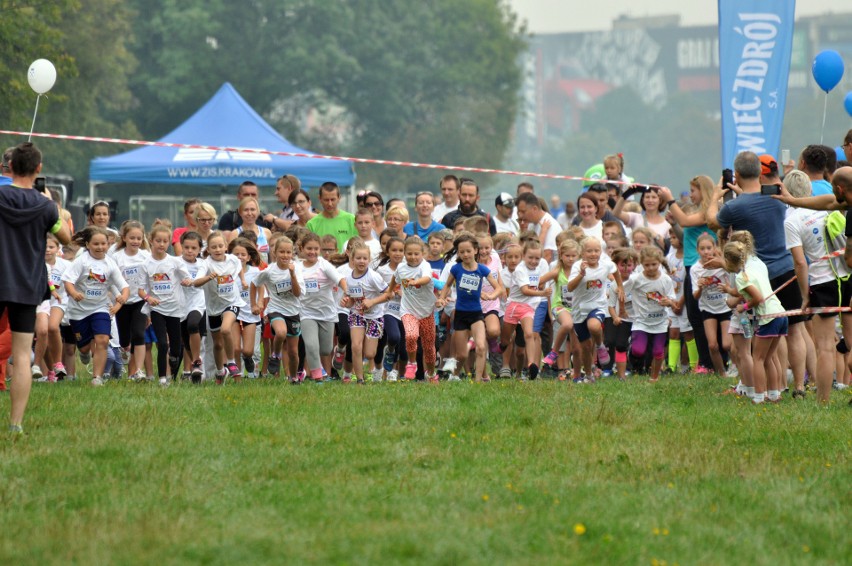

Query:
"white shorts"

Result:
[[668, 309, 692, 332], [36, 300, 51, 316]]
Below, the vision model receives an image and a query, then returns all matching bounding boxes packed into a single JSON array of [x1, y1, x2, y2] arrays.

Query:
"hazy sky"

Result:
[[508, 0, 851, 33]]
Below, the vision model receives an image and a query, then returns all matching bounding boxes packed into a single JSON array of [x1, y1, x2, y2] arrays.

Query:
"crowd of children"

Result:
[[12, 163, 852, 407]]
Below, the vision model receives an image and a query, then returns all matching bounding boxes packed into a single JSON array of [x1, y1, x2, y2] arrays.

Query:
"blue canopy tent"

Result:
[[88, 82, 355, 203]]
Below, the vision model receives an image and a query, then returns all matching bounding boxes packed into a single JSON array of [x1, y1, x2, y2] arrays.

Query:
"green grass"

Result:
[[1, 375, 849, 565]]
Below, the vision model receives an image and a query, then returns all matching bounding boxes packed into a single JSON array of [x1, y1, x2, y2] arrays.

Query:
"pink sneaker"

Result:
[[47, 371, 57, 383], [404, 362, 417, 380], [694, 365, 712, 375], [596, 344, 610, 366], [542, 350, 559, 366], [468, 338, 475, 350]]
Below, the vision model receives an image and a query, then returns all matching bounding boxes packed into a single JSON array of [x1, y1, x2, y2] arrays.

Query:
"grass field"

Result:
[[0, 374, 849, 565]]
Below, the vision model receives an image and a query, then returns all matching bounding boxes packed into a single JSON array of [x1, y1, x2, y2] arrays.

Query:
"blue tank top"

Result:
[[236, 226, 269, 254], [683, 225, 715, 267]]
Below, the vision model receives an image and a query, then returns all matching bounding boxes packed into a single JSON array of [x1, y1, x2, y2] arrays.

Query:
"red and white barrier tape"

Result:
[[755, 306, 852, 320], [0, 129, 643, 185]]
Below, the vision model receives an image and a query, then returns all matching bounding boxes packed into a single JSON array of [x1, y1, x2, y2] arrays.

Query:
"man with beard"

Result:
[[440, 178, 496, 235]]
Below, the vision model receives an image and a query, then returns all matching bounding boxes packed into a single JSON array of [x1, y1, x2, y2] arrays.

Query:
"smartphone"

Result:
[[34, 176, 46, 193], [760, 184, 780, 196], [722, 168, 734, 188], [781, 149, 790, 164]]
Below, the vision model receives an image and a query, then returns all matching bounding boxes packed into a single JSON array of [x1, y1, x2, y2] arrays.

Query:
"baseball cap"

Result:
[[759, 154, 778, 176], [495, 192, 514, 207]]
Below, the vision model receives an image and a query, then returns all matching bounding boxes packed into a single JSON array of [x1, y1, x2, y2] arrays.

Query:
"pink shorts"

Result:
[[504, 302, 535, 325]]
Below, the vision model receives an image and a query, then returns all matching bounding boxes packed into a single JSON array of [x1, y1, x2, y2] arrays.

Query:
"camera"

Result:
[[34, 176, 46, 193]]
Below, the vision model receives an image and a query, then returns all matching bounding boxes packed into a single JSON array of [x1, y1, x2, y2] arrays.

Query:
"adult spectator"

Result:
[[217, 181, 271, 232], [172, 198, 201, 255], [557, 201, 576, 229], [192, 202, 218, 249], [798, 145, 832, 196], [818, 145, 838, 180], [386, 198, 406, 213], [493, 193, 520, 235], [306, 182, 357, 251], [782, 169, 848, 403], [263, 174, 300, 232], [758, 154, 782, 187], [432, 175, 460, 221], [515, 192, 558, 262], [574, 193, 606, 247], [289, 188, 315, 228], [841, 129, 852, 164], [363, 191, 385, 236], [404, 192, 445, 240], [571, 183, 625, 234], [0, 147, 13, 186], [440, 179, 496, 236], [516, 182, 534, 197], [0, 142, 71, 434], [612, 186, 670, 248], [228, 196, 272, 256], [706, 151, 809, 389], [549, 195, 561, 218]]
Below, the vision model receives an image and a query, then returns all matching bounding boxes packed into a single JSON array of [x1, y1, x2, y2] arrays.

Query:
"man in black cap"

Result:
[[493, 192, 519, 235]]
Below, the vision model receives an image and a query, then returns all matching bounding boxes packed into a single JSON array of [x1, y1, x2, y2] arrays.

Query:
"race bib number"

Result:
[[349, 285, 364, 298], [85, 288, 104, 298], [459, 274, 480, 292], [240, 289, 249, 301], [305, 279, 319, 294], [275, 280, 291, 294], [218, 283, 233, 297], [528, 274, 540, 287], [51, 273, 62, 286], [123, 267, 140, 281], [152, 282, 174, 296], [388, 301, 401, 314], [707, 291, 723, 302]]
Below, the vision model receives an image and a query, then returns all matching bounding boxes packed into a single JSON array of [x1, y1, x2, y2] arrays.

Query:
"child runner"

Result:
[[437, 233, 502, 382], [385, 236, 438, 381], [252, 236, 303, 383], [543, 239, 580, 379], [501, 239, 554, 380], [139, 223, 191, 386], [193, 230, 246, 384], [341, 240, 388, 384], [229, 238, 262, 378], [724, 240, 787, 404], [665, 226, 697, 373], [110, 220, 151, 380], [606, 248, 637, 379], [568, 237, 623, 382], [625, 246, 676, 382], [43, 234, 72, 381], [300, 233, 347, 382], [62, 227, 130, 386], [178, 231, 207, 383], [478, 234, 504, 369], [375, 235, 406, 381], [691, 232, 732, 375]]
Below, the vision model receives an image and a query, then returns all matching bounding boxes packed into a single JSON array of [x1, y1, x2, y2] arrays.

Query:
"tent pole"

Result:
[[89, 181, 96, 207]]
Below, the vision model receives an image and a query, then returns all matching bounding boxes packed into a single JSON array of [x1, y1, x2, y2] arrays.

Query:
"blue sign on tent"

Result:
[[89, 82, 355, 188]]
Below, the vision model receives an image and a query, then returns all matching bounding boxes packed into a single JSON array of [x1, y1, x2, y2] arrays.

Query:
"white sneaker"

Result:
[[31, 365, 43, 379], [159, 377, 169, 387], [726, 365, 739, 378], [442, 358, 457, 373], [130, 370, 146, 382], [386, 369, 399, 382], [448, 374, 462, 382], [91, 376, 104, 386]]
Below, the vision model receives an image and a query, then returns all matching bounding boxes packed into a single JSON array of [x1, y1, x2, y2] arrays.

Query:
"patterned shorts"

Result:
[[348, 313, 384, 339]]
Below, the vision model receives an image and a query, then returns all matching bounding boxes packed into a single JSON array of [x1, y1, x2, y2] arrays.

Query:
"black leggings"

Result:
[[180, 310, 207, 359], [683, 265, 713, 369], [116, 301, 148, 347], [337, 313, 352, 363], [151, 311, 183, 377]]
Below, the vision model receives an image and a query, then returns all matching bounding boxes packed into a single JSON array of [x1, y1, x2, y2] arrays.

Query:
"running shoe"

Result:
[[267, 355, 281, 377], [694, 365, 712, 375], [332, 346, 345, 371], [448, 374, 462, 382], [382, 346, 396, 372], [386, 369, 399, 382], [499, 368, 512, 379], [79, 351, 91, 364], [53, 363, 67, 380], [542, 351, 559, 367], [427, 372, 440, 383], [225, 362, 241, 378], [159, 377, 169, 387], [596, 344, 610, 366], [31, 365, 43, 379], [404, 362, 417, 380], [91, 376, 104, 387], [297, 369, 306, 383]]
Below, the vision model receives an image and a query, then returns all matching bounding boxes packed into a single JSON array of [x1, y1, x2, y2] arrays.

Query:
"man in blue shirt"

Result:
[[0, 147, 13, 186], [707, 150, 810, 395], [799, 145, 833, 196]]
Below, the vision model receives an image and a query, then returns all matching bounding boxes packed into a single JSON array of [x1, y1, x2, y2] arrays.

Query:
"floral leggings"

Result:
[[402, 314, 436, 365]]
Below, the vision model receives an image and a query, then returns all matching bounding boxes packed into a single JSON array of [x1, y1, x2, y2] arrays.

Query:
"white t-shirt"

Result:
[[784, 208, 843, 286], [569, 260, 616, 323], [237, 266, 262, 324], [480, 254, 503, 315], [345, 268, 388, 320], [253, 263, 304, 317], [335, 264, 352, 315], [531, 213, 558, 255], [395, 260, 436, 319], [432, 201, 458, 222], [141, 254, 190, 318], [626, 271, 675, 333], [300, 257, 343, 322], [608, 277, 633, 323], [62, 253, 128, 320], [110, 248, 151, 305], [508, 261, 548, 307], [200, 254, 245, 316], [48, 257, 72, 310], [179, 257, 207, 317], [690, 262, 730, 314], [376, 262, 401, 320], [348, 237, 383, 262], [579, 220, 605, 247], [493, 216, 520, 235]]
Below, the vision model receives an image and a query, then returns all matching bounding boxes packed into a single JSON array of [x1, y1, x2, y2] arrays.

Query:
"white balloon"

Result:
[[27, 59, 57, 94]]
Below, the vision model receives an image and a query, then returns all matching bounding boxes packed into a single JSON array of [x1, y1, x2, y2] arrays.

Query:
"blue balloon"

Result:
[[812, 50, 845, 92], [845, 91, 852, 118], [836, 146, 845, 162]]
